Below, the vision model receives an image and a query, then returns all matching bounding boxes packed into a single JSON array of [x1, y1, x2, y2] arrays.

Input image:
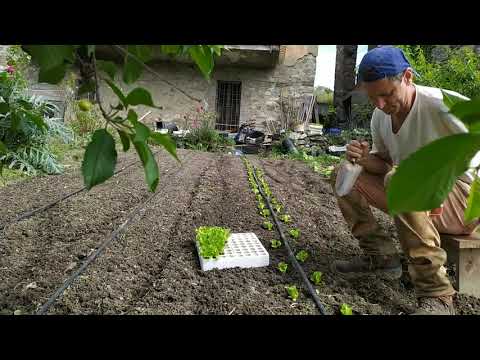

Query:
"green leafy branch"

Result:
[[387, 90, 480, 222], [20, 45, 223, 192]]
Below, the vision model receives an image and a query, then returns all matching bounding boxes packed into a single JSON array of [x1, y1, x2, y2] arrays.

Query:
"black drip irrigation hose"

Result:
[[35, 151, 190, 315], [251, 165, 327, 315], [0, 150, 161, 231], [36, 191, 159, 314]]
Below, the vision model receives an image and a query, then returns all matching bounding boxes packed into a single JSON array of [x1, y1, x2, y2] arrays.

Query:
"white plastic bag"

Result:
[[335, 159, 363, 197]]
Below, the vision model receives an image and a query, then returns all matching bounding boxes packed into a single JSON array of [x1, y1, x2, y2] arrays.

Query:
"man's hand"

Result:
[[346, 140, 370, 163]]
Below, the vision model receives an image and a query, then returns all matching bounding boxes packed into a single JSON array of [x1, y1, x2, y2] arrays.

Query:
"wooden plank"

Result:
[[457, 248, 480, 297], [441, 233, 480, 249]]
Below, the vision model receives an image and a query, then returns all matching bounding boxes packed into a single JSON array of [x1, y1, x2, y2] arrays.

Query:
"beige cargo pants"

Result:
[[331, 163, 479, 298]]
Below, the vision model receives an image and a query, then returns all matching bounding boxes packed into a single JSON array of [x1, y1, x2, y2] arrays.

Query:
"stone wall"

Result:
[[98, 45, 317, 132], [0, 45, 8, 66]]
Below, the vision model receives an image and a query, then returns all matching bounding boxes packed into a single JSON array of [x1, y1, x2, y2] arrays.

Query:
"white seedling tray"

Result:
[[196, 233, 269, 271]]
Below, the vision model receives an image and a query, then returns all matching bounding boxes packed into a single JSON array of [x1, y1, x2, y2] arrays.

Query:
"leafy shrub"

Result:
[[314, 86, 334, 105], [0, 69, 73, 175], [398, 45, 480, 99], [181, 107, 234, 152]]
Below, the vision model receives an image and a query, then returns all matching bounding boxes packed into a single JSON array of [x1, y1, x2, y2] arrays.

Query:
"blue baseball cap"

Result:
[[356, 46, 420, 84]]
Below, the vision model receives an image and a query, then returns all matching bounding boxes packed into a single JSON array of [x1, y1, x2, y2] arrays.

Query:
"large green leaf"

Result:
[[82, 129, 118, 190], [150, 132, 179, 162], [127, 109, 138, 125], [104, 78, 127, 108], [117, 130, 131, 152], [160, 45, 181, 55], [126, 88, 155, 107], [132, 45, 153, 62], [23, 45, 74, 84], [449, 97, 480, 133], [387, 133, 480, 215], [465, 175, 480, 223], [133, 140, 159, 192], [188, 46, 213, 79], [38, 63, 67, 84], [11, 112, 23, 132], [24, 110, 48, 132], [97, 60, 117, 81], [23, 45, 75, 69], [0, 102, 9, 114], [123, 46, 144, 84], [441, 89, 467, 110], [134, 122, 151, 142]]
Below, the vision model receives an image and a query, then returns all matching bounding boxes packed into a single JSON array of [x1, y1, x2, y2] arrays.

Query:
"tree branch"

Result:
[[112, 45, 202, 103], [91, 53, 112, 122]]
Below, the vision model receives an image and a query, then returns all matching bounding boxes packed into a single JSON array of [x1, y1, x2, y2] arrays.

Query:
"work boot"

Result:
[[330, 254, 402, 280], [411, 296, 455, 315]]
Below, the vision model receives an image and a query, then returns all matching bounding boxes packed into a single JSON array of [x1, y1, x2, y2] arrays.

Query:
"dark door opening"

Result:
[[215, 81, 241, 132]]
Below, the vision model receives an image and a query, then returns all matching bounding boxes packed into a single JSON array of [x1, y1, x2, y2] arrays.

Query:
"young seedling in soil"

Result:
[[310, 271, 323, 285], [270, 239, 282, 249], [295, 250, 309, 263], [196, 226, 231, 259], [271, 197, 279, 205], [262, 221, 274, 231], [279, 214, 291, 223], [274, 204, 283, 213], [258, 201, 266, 210], [285, 285, 299, 301], [340, 303, 353, 315], [289, 228, 300, 239], [260, 209, 271, 218], [278, 262, 288, 273], [256, 194, 263, 202]]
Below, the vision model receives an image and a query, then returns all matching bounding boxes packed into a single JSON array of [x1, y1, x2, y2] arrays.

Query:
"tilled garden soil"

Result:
[[1, 150, 479, 315]]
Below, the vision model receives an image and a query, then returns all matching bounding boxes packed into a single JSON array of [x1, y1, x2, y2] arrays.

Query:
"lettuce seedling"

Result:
[[279, 214, 291, 223], [340, 303, 353, 315], [310, 271, 323, 285], [270, 239, 282, 249], [256, 194, 263, 202], [274, 204, 283, 213], [295, 250, 309, 263], [258, 201, 266, 210], [196, 226, 231, 259], [289, 228, 300, 239], [260, 209, 271, 218], [285, 285, 299, 301], [271, 197, 278, 205], [262, 221, 274, 231], [278, 262, 288, 273]]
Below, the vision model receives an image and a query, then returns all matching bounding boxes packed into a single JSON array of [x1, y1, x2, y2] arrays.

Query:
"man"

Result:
[[329, 46, 480, 315]]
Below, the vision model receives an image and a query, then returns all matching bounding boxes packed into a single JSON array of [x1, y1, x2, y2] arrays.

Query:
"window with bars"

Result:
[[215, 81, 242, 132]]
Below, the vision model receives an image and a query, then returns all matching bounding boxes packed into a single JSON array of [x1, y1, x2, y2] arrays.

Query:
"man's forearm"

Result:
[[357, 154, 392, 175]]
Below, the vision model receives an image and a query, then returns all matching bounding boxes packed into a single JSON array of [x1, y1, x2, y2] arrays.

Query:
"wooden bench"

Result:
[[441, 232, 480, 298]]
